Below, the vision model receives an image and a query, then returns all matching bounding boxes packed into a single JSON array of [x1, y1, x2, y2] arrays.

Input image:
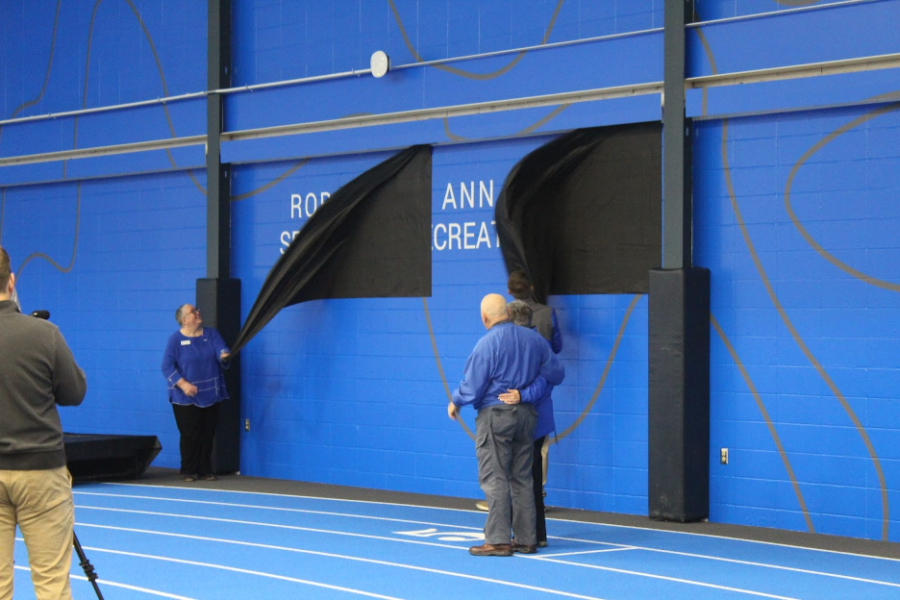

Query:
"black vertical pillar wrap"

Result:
[[648, 267, 710, 522], [196, 278, 241, 474]]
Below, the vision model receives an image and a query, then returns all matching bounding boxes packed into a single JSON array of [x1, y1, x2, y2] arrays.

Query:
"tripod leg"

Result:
[[73, 532, 104, 600]]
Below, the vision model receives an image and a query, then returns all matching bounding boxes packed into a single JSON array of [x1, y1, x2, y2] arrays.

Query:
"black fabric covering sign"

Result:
[[495, 123, 661, 303], [230, 145, 432, 355]]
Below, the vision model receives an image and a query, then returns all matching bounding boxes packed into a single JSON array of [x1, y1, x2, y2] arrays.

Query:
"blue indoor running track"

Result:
[[12, 477, 900, 600]]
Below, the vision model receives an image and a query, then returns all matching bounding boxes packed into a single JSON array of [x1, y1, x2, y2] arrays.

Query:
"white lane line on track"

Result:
[[78, 510, 809, 598], [34, 547, 403, 600], [545, 535, 900, 589], [523, 555, 799, 600], [545, 547, 639, 557], [14, 564, 197, 599], [75, 490, 486, 532], [77, 523, 609, 600], [92, 482, 900, 564], [77, 504, 479, 551], [76, 492, 900, 590]]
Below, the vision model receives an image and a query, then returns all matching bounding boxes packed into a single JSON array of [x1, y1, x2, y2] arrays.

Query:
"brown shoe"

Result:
[[469, 543, 513, 557], [513, 544, 537, 554]]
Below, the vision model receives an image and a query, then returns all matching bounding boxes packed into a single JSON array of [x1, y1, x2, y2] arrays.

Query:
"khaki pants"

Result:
[[0, 466, 74, 600]]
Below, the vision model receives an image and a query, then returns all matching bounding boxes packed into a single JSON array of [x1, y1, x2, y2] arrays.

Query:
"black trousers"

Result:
[[533, 436, 547, 544], [172, 402, 219, 477]]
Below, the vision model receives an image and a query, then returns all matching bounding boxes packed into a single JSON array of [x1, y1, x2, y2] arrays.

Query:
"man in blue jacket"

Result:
[[448, 293, 564, 556]]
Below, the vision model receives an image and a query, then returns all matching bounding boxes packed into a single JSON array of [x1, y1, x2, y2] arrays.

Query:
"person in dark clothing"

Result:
[[0, 246, 87, 600], [507, 270, 563, 353], [162, 304, 230, 482], [507, 271, 564, 546], [502, 300, 556, 547]]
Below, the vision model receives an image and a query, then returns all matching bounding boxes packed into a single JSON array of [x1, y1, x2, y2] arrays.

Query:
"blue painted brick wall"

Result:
[[696, 103, 900, 540], [4, 0, 900, 543]]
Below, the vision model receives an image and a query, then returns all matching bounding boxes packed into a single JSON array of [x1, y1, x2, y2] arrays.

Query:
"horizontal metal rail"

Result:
[[0, 135, 205, 167], [2, 50, 899, 168], [686, 52, 900, 88], [0, 27, 660, 129], [221, 82, 664, 143]]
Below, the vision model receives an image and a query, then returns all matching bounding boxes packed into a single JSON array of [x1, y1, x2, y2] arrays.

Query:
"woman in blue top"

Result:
[[161, 304, 230, 482]]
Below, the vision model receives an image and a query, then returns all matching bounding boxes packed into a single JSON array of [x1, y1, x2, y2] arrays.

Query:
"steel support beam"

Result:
[[663, 0, 693, 269], [207, 0, 231, 279]]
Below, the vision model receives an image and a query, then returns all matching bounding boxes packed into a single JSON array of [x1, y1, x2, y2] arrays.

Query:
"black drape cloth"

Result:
[[229, 145, 432, 356], [495, 123, 662, 303]]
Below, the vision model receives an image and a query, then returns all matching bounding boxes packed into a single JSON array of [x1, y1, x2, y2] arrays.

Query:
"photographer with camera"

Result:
[[0, 247, 87, 600]]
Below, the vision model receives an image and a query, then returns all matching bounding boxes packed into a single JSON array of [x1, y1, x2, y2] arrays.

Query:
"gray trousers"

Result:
[[475, 404, 538, 545]]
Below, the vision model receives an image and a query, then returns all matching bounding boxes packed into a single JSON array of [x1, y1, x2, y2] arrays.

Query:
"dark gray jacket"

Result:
[[524, 298, 563, 354], [0, 300, 87, 469]]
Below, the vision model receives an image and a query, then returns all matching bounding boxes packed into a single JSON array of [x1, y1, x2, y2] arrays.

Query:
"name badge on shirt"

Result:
[[181, 340, 191, 346]]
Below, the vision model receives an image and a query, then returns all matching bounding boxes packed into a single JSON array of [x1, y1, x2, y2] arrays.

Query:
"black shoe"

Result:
[[201, 474, 217, 481], [182, 475, 196, 482], [469, 543, 514, 557], [513, 544, 537, 554]]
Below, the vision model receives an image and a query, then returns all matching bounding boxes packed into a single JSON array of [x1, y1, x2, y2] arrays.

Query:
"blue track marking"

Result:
[[14, 482, 888, 600]]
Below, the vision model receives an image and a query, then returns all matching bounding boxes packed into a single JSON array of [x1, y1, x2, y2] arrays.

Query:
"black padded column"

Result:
[[196, 278, 240, 474], [648, 267, 709, 522]]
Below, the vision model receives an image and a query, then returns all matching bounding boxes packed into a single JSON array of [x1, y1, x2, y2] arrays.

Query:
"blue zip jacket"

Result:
[[162, 327, 230, 408], [452, 321, 564, 411]]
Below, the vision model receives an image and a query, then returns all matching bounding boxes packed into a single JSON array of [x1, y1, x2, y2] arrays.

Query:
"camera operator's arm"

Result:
[[51, 327, 87, 406]]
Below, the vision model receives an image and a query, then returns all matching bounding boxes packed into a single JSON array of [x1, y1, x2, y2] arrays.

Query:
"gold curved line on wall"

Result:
[[71, 0, 104, 178], [690, 24, 718, 115], [710, 314, 815, 533], [517, 104, 571, 135], [0, 0, 62, 146], [442, 103, 572, 142], [785, 102, 900, 292], [16, 183, 81, 280], [423, 297, 475, 440], [231, 159, 310, 202], [442, 119, 467, 143], [554, 294, 641, 443], [388, 0, 564, 80], [722, 118, 890, 540], [73, 0, 205, 194], [865, 91, 900, 104], [691, 13, 823, 536], [123, 0, 205, 195]]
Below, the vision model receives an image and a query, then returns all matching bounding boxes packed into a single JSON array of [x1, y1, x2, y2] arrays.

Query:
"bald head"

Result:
[[480, 293, 509, 329]]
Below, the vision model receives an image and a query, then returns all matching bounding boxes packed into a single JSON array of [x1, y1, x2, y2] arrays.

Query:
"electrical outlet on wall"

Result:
[[720, 448, 729, 464]]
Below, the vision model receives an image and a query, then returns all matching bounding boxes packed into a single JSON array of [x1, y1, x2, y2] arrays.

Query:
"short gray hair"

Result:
[[507, 300, 532, 327], [175, 304, 191, 325]]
